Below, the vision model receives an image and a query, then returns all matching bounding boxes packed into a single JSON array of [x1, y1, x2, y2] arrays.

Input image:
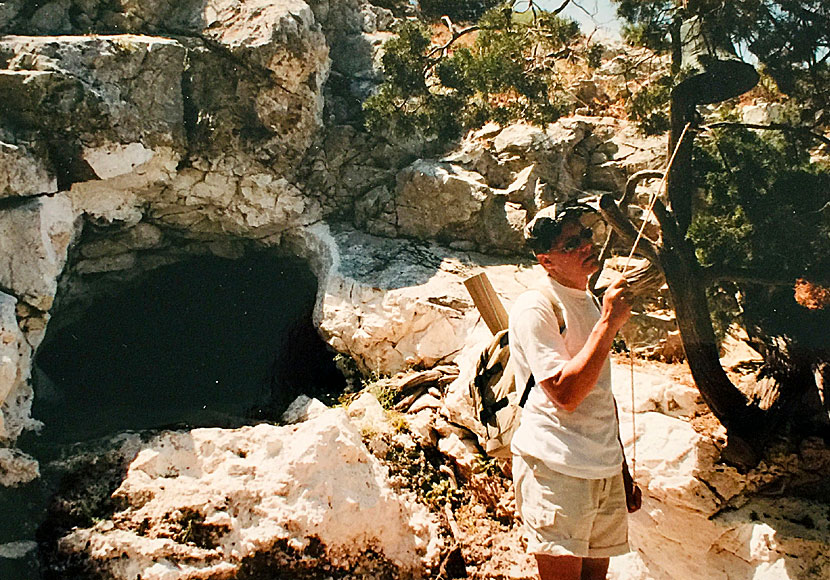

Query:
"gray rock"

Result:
[[0, 35, 186, 150], [0, 194, 79, 311], [0, 292, 32, 440], [395, 160, 489, 240], [0, 140, 56, 198]]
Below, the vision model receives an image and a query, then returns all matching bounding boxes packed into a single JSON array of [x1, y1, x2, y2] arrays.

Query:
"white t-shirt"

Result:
[[509, 275, 623, 479]]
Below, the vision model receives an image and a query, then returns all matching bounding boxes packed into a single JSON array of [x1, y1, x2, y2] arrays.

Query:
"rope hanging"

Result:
[[619, 122, 692, 481]]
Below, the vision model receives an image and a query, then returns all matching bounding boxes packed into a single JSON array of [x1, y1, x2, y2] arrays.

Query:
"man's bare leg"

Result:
[[580, 557, 609, 580], [534, 555, 609, 580], [535, 554, 581, 580]]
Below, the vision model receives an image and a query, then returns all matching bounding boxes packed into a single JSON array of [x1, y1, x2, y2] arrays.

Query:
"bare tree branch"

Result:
[[622, 169, 664, 207], [426, 18, 480, 62], [548, 0, 573, 16], [704, 122, 830, 147], [598, 194, 660, 263]]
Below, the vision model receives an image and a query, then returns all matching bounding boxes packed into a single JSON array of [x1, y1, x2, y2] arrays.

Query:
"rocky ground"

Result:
[[17, 350, 826, 580]]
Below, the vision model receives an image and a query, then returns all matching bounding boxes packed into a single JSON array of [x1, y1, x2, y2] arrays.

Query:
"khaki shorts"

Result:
[[512, 454, 629, 559]]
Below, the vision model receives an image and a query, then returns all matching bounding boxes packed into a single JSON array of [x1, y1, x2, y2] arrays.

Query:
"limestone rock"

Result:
[[741, 102, 787, 125], [0, 139, 56, 198], [631, 493, 830, 580], [347, 391, 391, 434], [454, 119, 592, 203], [620, 411, 727, 514], [0, 448, 39, 487], [603, 117, 665, 175], [57, 411, 443, 579], [79, 222, 166, 259], [437, 432, 481, 479], [301, 225, 540, 375], [611, 363, 700, 418], [280, 395, 328, 424], [394, 160, 488, 238], [0, 35, 187, 151], [0, 292, 33, 441], [0, 194, 79, 311], [198, 0, 330, 154], [152, 168, 323, 237]]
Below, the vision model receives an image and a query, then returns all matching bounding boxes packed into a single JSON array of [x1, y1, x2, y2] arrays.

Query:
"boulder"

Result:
[[0, 35, 187, 151], [619, 410, 830, 580], [452, 119, 593, 202], [297, 225, 541, 375], [57, 410, 443, 579], [394, 159, 525, 253], [611, 363, 700, 418]]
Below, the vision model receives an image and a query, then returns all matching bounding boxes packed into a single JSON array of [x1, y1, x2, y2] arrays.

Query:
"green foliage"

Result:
[[364, 6, 585, 141], [383, 438, 463, 509], [621, 21, 671, 53], [586, 43, 604, 69], [613, 0, 830, 132], [625, 74, 672, 135], [367, 379, 398, 410], [472, 454, 501, 476], [688, 125, 830, 355], [615, 0, 675, 51], [419, 0, 502, 22]]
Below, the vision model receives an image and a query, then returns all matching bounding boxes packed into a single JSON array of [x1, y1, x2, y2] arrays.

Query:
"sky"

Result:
[[534, 0, 622, 39]]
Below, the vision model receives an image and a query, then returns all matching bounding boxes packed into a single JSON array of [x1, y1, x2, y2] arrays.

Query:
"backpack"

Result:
[[469, 285, 566, 458]]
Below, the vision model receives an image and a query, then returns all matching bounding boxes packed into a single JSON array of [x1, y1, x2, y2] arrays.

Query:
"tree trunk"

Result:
[[656, 226, 762, 435], [599, 195, 764, 461]]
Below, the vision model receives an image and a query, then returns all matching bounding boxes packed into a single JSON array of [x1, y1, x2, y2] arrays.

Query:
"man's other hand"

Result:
[[625, 483, 642, 513]]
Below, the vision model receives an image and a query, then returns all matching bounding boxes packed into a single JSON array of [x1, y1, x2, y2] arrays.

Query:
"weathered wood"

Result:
[[593, 171, 665, 292], [603, 191, 765, 455], [654, 171, 765, 455], [464, 272, 509, 334], [598, 194, 660, 264]]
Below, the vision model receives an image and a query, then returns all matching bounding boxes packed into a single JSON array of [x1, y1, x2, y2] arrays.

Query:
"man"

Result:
[[509, 203, 641, 580]]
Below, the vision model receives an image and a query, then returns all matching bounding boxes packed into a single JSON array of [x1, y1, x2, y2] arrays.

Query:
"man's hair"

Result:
[[523, 202, 596, 255]]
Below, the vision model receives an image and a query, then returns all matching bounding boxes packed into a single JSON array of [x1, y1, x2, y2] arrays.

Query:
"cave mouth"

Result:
[[31, 251, 347, 445]]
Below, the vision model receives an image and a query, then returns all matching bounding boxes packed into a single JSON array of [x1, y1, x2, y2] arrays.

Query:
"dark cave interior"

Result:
[[31, 251, 347, 444]]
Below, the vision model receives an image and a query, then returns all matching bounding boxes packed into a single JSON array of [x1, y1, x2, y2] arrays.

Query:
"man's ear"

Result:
[[536, 252, 552, 269]]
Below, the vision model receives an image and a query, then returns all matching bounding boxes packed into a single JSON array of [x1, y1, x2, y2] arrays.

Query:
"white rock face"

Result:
[[303, 225, 542, 375], [0, 292, 33, 441], [618, 409, 830, 579], [0, 194, 78, 311], [82, 142, 157, 180], [395, 160, 491, 238], [612, 364, 700, 418], [59, 409, 442, 579]]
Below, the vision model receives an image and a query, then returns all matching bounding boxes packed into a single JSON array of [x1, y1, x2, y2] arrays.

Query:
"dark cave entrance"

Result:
[[31, 252, 347, 444]]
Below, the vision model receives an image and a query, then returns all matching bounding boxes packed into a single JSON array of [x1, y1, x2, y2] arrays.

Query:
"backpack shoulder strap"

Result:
[[515, 281, 566, 408], [534, 283, 566, 335]]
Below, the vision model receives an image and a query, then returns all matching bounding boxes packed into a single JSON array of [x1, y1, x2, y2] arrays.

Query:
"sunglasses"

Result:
[[556, 227, 594, 252], [553, 214, 608, 253]]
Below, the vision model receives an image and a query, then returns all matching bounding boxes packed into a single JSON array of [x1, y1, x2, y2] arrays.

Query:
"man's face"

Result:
[[537, 214, 604, 284]]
